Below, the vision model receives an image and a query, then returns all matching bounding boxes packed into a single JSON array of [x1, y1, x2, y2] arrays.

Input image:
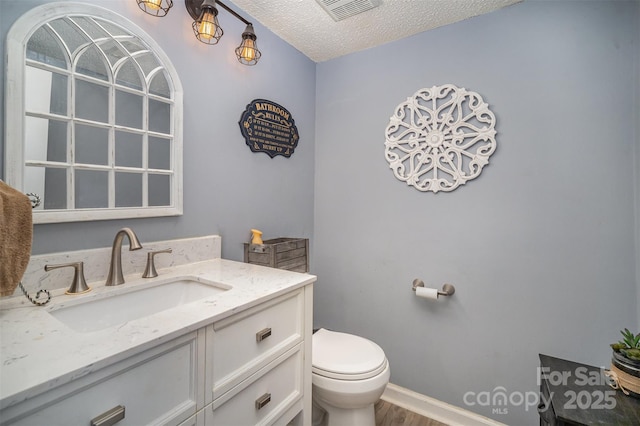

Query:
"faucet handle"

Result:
[[142, 248, 172, 278], [44, 261, 91, 294]]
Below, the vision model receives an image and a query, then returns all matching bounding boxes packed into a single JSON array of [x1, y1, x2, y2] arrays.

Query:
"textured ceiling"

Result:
[[231, 0, 522, 62]]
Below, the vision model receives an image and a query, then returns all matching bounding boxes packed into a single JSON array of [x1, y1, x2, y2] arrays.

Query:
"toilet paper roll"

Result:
[[415, 287, 439, 300]]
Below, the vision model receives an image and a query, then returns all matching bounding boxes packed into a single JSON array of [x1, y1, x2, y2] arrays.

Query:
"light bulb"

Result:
[[198, 10, 216, 40], [240, 39, 255, 62], [144, 0, 162, 10]]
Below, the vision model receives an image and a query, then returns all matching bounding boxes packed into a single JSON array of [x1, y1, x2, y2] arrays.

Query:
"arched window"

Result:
[[5, 3, 183, 223]]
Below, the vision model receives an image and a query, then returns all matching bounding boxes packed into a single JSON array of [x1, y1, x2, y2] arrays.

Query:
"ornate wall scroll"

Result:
[[384, 84, 497, 193]]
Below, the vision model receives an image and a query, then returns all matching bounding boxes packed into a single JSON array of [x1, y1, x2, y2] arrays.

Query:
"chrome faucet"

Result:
[[105, 227, 142, 286]]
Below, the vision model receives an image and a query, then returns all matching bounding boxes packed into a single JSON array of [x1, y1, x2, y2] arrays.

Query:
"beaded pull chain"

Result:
[[17, 192, 50, 306], [18, 282, 51, 306]]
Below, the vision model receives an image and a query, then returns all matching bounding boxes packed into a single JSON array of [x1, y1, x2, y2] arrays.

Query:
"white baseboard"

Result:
[[381, 383, 506, 426]]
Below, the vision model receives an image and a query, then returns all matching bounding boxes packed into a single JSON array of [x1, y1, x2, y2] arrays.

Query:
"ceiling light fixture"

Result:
[[137, 0, 261, 65], [235, 24, 261, 65], [188, 0, 223, 44], [136, 0, 173, 17]]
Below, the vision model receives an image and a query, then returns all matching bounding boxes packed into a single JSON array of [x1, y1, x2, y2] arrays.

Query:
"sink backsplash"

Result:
[[7, 235, 221, 298]]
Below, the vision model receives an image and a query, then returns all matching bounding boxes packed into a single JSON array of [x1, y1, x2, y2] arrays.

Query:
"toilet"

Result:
[[311, 328, 390, 426]]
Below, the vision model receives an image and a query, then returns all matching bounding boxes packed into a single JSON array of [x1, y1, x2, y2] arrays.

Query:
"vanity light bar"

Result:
[[136, 0, 261, 65]]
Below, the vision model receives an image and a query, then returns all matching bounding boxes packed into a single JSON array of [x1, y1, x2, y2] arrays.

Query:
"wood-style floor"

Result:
[[374, 400, 448, 426]]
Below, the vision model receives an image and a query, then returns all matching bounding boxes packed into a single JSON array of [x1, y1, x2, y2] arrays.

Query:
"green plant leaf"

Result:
[[625, 348, 640, 360], [621, 328, 635, 347], [617, 328, 640, 349], [611, 343, 626, 351]]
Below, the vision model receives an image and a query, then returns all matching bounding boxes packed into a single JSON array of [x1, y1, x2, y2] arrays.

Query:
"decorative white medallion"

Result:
[[384, 84, 497, 193]]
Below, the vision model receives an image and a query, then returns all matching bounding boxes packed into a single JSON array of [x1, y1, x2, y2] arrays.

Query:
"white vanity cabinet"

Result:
[[2, 331, 205, 426], [0, 282, 313, 426], [203, 287, 312, 426]]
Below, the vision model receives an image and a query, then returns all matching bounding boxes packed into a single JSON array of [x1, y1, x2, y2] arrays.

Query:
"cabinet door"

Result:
[[6, 331, 203, 426]]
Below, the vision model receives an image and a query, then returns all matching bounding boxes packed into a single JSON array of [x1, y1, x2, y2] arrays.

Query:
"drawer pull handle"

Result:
[[255, 392, 272, 410], [91, 405, 125, 426], [256, 327, 272, 342]]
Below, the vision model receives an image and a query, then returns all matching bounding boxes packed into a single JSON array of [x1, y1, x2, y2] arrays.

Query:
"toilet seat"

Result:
[[312, 328, 387, 380]]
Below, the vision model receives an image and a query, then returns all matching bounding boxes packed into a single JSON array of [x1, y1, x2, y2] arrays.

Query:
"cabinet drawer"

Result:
[[211, 289, 303, 397], [6, 332, 201, 426], [207, 346, 303, 426]]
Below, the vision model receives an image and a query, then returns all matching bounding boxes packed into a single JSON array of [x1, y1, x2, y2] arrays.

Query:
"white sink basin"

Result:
[[48, 277, 230, 332]]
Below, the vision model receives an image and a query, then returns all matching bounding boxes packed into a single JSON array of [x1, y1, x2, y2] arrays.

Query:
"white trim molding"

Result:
[[381, 383, 506, 426]]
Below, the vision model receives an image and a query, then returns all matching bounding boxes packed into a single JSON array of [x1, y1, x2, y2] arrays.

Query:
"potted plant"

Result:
[[608, 328, 640, 397]]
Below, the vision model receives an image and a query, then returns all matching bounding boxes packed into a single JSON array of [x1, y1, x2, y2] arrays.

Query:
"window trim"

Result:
[[5, 3, 183, 223]]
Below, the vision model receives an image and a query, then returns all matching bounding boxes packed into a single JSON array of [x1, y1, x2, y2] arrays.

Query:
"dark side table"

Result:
[[539, 354, 640, 425]]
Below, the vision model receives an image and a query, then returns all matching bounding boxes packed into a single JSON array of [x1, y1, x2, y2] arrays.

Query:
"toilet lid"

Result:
[[312, 328, 387, 380]]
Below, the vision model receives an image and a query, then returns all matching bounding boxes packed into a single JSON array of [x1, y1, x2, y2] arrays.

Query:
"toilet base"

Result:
[[312, 400, 327, 426], [312, 398, 376, 426]]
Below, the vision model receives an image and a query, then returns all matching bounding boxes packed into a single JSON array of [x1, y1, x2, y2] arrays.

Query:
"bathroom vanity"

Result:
[[0, 259, 315, 426]]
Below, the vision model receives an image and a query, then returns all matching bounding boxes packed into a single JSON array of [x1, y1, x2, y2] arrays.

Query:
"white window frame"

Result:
[[5, 3, 183, 223]]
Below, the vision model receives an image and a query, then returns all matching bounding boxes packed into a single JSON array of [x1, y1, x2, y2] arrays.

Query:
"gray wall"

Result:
[[0, 0, 316, 261], [313, 0, 639, 424]]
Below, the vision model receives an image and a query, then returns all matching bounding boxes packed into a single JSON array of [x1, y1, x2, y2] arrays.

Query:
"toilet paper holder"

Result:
[[412, 279, 455, 296]]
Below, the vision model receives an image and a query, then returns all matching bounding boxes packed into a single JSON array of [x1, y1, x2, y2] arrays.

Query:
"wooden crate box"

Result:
[[243, 238, 309, 273]]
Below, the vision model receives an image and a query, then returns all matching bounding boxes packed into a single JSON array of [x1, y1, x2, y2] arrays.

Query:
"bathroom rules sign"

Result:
[[239, 99, 299, 158]]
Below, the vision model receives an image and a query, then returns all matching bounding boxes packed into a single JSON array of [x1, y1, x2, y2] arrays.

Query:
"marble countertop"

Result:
[[0, 259, 316, 410]]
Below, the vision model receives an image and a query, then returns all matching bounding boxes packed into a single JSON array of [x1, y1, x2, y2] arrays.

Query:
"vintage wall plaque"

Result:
[[239, 99, 299, 158]]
